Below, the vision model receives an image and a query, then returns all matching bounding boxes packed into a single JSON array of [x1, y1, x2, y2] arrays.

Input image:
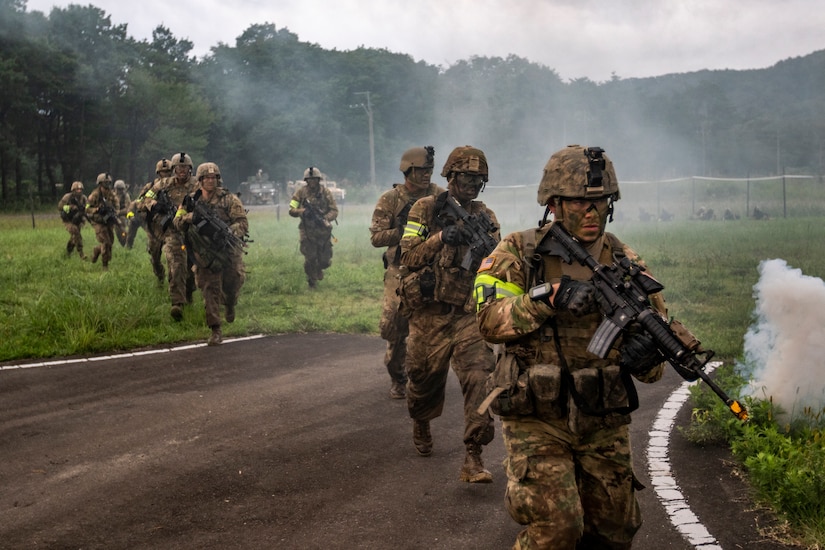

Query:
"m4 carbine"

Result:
[[534, 222, 748, 421], [442, 195, 499, 272]]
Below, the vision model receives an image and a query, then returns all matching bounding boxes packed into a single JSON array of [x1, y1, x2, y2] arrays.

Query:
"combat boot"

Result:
[[389, 380, 406, 399], [77, 246, 87, 260], [170, 304, 183, 321], [413, 419, 433, 457], [91, 246, 101, 263], [208, 325, 222, 346], [66, 242, 74, 256], [459, 442, 492, 483]]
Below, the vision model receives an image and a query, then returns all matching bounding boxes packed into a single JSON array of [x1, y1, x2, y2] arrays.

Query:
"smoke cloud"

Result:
[[741, 259, 825, 421]]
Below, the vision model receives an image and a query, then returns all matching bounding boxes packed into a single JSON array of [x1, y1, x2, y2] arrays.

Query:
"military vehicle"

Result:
[[239, 170, 279, 205]]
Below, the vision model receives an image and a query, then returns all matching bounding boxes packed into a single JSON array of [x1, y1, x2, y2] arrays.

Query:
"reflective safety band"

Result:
[[474, 272, 524, 310], [175, 207, 187, 218], [289, 199, 300, 209], [145, 190, 156, 199], [403, 220, 427, 240]]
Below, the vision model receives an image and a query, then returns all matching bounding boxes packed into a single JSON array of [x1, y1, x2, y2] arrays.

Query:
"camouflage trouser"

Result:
[[163, 232, 194, 306], [501, 417, 641, 550], [299, 229, 333, 283], [63, 222, 84, 255], [92, 223, 114, 266], [194, 253, 245, 328], [379, 265, 408, 385], [147, 232, 164, 281], [406, 306, 494, 446]]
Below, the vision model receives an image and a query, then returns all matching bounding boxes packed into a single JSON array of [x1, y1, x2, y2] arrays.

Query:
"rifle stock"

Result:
[[543, 222, 748, 421]]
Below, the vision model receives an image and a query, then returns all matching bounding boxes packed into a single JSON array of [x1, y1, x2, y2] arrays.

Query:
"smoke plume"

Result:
[[741, 259, 825, 421]]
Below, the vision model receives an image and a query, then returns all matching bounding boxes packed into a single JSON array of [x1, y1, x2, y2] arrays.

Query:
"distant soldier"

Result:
[[114, 179, 131, 228], [128, 158, 172, 282], [139, 152, 198, 320], [174, 162, 248, 346], [86, 173, 120, 269], [57, 181, 88, 260], [369, 146, 445, 399], [753, 206, 770, 220], [288, 166, 338, 288], [659, 208, 674, 222]]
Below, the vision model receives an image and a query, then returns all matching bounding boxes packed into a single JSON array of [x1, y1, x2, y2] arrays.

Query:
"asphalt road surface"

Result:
[[0, 334, 798, 549]]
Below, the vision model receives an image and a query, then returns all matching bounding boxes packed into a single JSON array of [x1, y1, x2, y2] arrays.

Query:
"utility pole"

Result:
[[353, 91, 375, 187]]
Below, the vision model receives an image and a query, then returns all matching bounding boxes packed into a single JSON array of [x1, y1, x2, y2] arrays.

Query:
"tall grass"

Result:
[[3, 206, 824, 362]]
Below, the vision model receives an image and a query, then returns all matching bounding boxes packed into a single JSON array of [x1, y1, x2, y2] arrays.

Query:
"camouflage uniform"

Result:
[[174, 181, 247, 341], [141, 173, 198, 313], [129, 180, 166, 282], [369, 181, 444, 394], [86, 182, 120, 268], [288, 181, 338, 287], [57, 187, 88, 259], [400, 190, 499, 464], [474, 144, 666, 549]]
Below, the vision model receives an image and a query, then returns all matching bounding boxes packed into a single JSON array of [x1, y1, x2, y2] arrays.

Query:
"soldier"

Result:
[[140, 152, 198, 320], [85, 173, 120, 269], [57, 181, 88, 260], [114, 179, 131, 234], [369, 146, 445, 400], [399, 145, 499, 483], [288, 166, 338, 288], [128, 159, 172, 282], [474, 145, 667, 549], [174, 162, 248, 346]]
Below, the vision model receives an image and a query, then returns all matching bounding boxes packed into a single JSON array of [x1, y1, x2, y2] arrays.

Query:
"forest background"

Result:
[[2, 1, 825, 209]]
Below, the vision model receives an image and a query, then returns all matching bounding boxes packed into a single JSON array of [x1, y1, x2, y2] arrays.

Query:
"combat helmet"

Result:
[[96, 173, 112, 187], [399, 146, 435, 174], [304, 166, 322, 180], [71, 181, 84, 192], [537, 145, 619, 206], [440, 145, 489, 181], [155, 158, 172, 174], [170, 152, 194, 170], [114, 179, 126, 190], [196, 162, 221, 181]]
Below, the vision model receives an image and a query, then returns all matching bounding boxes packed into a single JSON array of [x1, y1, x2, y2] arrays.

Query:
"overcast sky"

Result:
[[24, 0, 825, 82]]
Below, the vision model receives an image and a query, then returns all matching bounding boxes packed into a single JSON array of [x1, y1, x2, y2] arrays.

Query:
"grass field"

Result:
[[2, 199, 824, 362]]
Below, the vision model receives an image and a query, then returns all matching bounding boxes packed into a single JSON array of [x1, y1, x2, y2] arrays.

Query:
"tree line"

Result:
[[2, 1, 824, 208]]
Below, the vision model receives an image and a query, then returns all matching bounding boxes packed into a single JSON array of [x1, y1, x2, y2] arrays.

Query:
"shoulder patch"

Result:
[[478, 256, 495, 272]]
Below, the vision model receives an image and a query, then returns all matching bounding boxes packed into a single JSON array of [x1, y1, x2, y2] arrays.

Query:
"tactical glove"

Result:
[[553, 275, 599, 316], [441, 224, 472, 246], [620, 330, 663, 375]]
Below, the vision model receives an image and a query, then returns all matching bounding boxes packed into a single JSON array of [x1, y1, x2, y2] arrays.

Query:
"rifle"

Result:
[[301, 198, 332, 229], [183, 190, 249, 255], [148, 189, 177, 233], [99, 196, 127, 246], [534, 222, 748, 421], [441, 195, 499, 272]]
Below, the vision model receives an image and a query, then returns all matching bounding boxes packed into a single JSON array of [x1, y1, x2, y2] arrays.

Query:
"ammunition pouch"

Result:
[[567, 365, 639, 416], [397, 265, 436, 313]]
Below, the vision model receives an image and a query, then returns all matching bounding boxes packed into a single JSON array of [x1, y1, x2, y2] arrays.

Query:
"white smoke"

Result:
[[741, 259, 825, 421]]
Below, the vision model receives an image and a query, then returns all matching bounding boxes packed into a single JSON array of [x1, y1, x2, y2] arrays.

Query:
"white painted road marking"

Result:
[[0, 334, 266, 371], [648, 362, 724, 549]]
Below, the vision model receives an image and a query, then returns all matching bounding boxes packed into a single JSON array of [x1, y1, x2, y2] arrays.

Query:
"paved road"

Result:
[[0, 334, 794, 549]]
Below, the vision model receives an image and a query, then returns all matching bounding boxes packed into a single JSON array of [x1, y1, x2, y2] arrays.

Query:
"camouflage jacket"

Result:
[[174, 186, 248, 268], [401, 191, 500, 311], [288, 184, 338, 235], [138, 175, 198, 237], [86, 187, 120, 225], [474, 224, 666, 430], [369, 182, 444, 268], [58, 192, 87, 225]]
